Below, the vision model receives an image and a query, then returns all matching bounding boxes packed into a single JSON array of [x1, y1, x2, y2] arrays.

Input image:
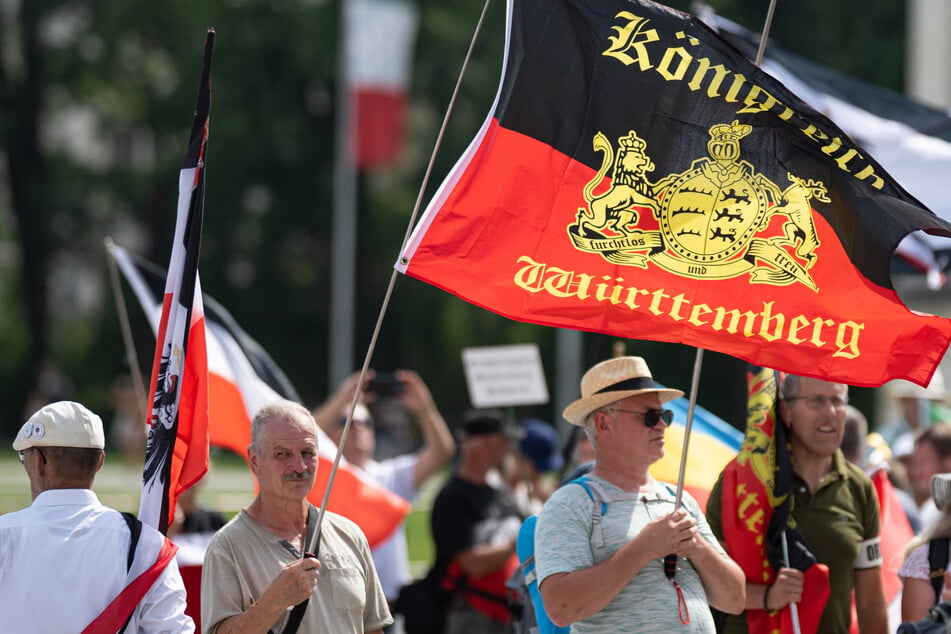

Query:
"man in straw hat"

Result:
[[0, 400, 194, 632], [534, 356, 745, 632]]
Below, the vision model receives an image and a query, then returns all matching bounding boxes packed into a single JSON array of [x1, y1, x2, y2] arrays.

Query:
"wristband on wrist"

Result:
[[763, 583, 773, 611]]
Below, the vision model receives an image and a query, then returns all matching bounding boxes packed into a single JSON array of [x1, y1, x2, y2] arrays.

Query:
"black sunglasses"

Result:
[[604, 407, 674, 428]]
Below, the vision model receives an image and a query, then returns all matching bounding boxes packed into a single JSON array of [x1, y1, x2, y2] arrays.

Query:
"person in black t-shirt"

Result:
[[430, 409, 524, 633]]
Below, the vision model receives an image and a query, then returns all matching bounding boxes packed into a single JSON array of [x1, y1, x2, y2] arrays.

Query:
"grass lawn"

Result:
[[0, 449, 440, 576]]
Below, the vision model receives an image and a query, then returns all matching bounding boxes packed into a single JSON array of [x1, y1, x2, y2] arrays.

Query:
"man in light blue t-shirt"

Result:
[[535, 356, 745, 633]]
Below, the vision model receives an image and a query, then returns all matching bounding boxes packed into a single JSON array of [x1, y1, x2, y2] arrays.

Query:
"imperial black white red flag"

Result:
[[111, 245, 410, 547], [138, 30, 213, 533]]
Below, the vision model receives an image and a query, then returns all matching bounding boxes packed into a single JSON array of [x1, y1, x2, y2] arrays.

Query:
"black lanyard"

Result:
[[272, 505, 321, 634]]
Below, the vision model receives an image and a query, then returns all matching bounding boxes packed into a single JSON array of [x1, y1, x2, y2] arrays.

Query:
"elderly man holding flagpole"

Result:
[[534, 356, 745, 632], [201, 399, 392, 634]]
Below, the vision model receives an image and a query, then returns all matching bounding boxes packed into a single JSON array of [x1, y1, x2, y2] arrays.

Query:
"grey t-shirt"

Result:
[[535, 476, 723, 633]]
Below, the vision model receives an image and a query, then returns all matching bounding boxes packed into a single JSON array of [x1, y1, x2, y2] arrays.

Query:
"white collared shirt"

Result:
[[0, 488, 194, 633]]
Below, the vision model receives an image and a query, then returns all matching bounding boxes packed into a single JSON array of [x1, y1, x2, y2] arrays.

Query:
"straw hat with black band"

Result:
[[562, 356, 683, 426]]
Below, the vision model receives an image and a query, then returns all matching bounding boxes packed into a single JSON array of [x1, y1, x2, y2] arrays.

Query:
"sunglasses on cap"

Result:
[[603, 407, 675, 428]]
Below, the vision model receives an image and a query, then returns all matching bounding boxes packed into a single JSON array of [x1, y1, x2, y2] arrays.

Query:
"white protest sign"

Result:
[[461, 344, 549, 408]]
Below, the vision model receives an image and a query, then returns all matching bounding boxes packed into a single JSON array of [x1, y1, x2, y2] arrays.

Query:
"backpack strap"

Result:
[[569, 477, 640, 548], [516, 516, 539, 586], [115, 511, 144, 634], [929, 537, 950, 604], [120, 511, 142, 573]]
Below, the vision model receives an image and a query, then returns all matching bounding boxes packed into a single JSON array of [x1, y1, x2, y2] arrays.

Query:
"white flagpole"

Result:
[[781, 531, 803, 634]]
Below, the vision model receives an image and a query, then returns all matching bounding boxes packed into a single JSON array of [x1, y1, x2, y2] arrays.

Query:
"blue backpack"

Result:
[[508, 477, 640, 634]]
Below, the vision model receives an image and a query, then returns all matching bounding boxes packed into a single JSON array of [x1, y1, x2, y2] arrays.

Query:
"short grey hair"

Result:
[[250, 399, 316, 455], [582, 410, 602, 451], [781, 374, 802, 400], [781, 374, 848, 401]]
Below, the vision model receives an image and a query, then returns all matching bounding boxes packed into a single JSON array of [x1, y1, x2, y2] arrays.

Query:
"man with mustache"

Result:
[[201, 399, 391, 634]]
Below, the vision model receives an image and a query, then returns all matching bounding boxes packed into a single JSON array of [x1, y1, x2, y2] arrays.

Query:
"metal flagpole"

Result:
[[671, 348, 704, 509], [329, 0, 358, 391], [663, 347, 704, 584], [665, 0, 783, 594], [309, 0, 495, 554]]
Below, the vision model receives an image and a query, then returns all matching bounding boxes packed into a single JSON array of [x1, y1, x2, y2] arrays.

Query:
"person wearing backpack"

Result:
[[900, 473, 951, 622], [533, 356, 745, 633]]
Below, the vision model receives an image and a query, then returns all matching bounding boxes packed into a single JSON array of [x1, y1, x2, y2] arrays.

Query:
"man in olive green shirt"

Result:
[[707, 375, 887, 634]]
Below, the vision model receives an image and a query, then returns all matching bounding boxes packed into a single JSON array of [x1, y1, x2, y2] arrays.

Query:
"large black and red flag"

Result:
[[396, 0, 951, 387], [138, 30, 214, 534]]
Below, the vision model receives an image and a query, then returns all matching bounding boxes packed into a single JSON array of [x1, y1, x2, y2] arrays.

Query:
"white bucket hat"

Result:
[[562, 356, 683, 426], [13, 401, 105, 451]]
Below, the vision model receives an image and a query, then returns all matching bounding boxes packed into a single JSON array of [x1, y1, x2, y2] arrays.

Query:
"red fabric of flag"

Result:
[[138, 31, 214, 533], [346, 0, 418, 169], [111, 245, 409, 547], [397, 0, 951, 388], [872, 468, 913, 606]]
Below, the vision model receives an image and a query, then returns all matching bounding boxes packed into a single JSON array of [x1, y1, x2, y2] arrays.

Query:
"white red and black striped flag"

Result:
[[346, 0, 419, 168], [109, 244, 411, 547], [138, 30, 214, 533]]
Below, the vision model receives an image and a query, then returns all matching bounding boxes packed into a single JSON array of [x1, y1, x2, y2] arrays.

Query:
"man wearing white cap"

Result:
[[0, 400, 194, 632], [534, 356, 745, 633]]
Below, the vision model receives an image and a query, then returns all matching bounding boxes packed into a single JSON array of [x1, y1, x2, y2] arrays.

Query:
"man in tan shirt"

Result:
[[201, 399, 391, 634]]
